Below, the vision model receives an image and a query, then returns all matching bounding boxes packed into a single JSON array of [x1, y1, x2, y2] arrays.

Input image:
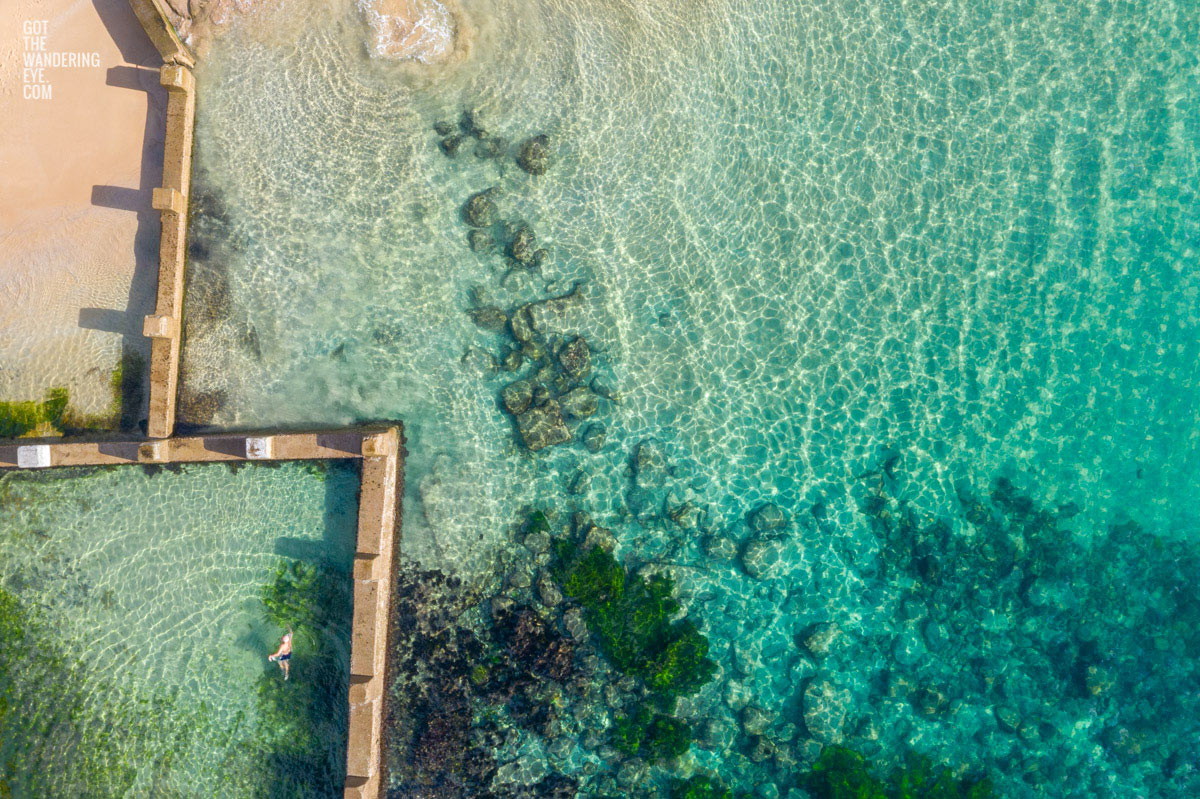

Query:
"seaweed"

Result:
[[0, 587, 208, 796], [669, 774, 734, 799], [801, 746, 994, 799], [611, 705, 692, 763], [0, 387, 68, 438], [802, 746, 887, 799], [551, 537, 716, 699]]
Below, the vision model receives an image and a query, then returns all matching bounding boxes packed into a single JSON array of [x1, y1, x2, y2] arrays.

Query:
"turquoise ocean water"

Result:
[[176, 0, 1200, 795]]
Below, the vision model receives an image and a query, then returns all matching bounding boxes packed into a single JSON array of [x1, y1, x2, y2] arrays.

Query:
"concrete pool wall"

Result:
[[130, 0, 195, 439], [1, 426, 404, 798]]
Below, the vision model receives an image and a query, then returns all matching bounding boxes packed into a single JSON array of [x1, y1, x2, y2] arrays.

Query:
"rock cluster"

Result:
[[386, 561, 591, 799], [434, 109, 552, 177], [436, 108, 510, 161], [467, 286, 608, 452]]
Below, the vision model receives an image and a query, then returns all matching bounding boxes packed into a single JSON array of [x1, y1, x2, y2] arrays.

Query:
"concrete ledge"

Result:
[[0, 430, 389, 467], [126, 7, 197, 441], [128, 0, 194, 67], [137, 440, 169, 463], [16, 445, 52, 468], [152, 187, 185, 215], [159, 63, 194, 92], [245, 436, 274, 459], [143, 58, 195, 439], [143, 314, 179, 339]]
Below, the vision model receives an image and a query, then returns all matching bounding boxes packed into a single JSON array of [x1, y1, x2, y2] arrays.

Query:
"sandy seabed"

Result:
[[0, 0, 163, 414]]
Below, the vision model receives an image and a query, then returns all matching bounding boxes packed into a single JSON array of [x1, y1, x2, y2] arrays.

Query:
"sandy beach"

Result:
[[0, 0, 164, 416]]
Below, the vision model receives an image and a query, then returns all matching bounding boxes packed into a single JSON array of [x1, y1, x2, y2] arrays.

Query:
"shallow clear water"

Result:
[[183, 0, 1200, 795], [0, 462, 357, 796]]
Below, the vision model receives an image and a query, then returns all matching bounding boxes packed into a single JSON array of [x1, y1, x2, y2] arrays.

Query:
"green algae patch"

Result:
[[670, 774, 735, 799], [801, 746, 994, 799], [551, 538, 716, 700], [0, 352, 145, 440], [611, 705, 692, 763], [0, 388, 68, 438]]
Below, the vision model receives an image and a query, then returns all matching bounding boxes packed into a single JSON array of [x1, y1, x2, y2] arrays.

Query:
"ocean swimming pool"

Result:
[[0, 461, 358, 797]]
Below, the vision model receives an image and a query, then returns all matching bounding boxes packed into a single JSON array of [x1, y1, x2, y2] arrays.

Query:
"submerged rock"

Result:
[[581, 523, 616, 552], [590, 376, 619, 401], [502, 380, 533, 415], [474, 136, 506, 159], [749, 502, 789, 533], [463, 189, 499, 227], [562, 606, 588, 642], [617, 758, 648, 788], [510, 226, 537, 264], [460, 108, 487, 137], [802, 678, 851, 743], [911, 686, 948, 716], [568, 470, 590, 495], [501, 349, 524, 372], [525, 284, 588, 335], [559, 387, 598, 419], [669, 502, 702, 531], [468, 229, 496, 253], [632, 439, 668, 489], [509, 305, 536, 343], [434, 120, 456, 136], [994, 704, 1021, 733], [440, 134, 465, 156], [530, 248, 549, 268], [535, 772, 578, 799], [798, 622, 844, 659], [469, 306, 508, 333], [461, 347, 498, 376], [891, 629, 927, 667], [740, 536, 786, 580], [581, 423, 607, 452], [557, 337, 591, 380], [537, 573, 563, 607], [742, 705, 773, 737], [524, 526, 551, 554], [516, 134, 552, 174], [517, 401, 571, 451], [703, 533, 737, 561]]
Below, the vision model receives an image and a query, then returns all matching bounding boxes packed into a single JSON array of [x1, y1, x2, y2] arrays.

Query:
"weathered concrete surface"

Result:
[[129, 0, 194, 66], [0, 430, 368, 467], [144, 60, 196, 439], [126, 0, 196, 439], [344, 427, 403, 799], [0, 424, 405, 799]]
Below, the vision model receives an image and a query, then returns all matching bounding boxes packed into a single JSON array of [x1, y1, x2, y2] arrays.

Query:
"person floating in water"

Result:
[[268, 628, 293, 680]]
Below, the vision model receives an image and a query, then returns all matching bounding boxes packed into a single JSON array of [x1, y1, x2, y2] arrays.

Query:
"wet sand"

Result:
[[0, 0, 164, 414]]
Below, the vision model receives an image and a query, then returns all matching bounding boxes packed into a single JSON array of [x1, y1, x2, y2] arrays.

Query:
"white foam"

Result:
[[358, 0, 457, 64]]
